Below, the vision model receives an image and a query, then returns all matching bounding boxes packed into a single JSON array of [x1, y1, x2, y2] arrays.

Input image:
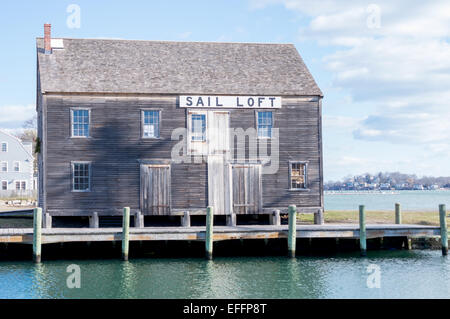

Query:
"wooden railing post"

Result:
[[33, 207, 42, 263], [206, 206, 214, 260], [359, 205, 367, 256], [122, 207, 130, 261], [439, 204, 448, 256], [395, 203, 401, 224], [288, 205, 297, 258]]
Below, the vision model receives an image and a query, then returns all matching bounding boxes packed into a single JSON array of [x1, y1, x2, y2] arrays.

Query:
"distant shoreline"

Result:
[[325, 189, 450, 195]]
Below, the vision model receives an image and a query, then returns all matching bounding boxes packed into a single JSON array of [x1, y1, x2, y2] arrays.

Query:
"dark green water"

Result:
[[1, 250, 450, 298]]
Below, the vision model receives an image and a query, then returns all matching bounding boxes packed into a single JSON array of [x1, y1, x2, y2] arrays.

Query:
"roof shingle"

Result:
[[37, 38, 322, 96]]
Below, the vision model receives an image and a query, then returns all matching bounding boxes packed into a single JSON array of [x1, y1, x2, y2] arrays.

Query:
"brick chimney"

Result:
[[44, 23, 52, 54]]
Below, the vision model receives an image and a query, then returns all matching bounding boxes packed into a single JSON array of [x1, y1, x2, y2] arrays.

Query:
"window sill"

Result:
[[72, 190, 91, 193], [70, 136, 91, 139], [288, 188, 310, 192], [257, 136, 273, 140], [141, 137, 162, 140]]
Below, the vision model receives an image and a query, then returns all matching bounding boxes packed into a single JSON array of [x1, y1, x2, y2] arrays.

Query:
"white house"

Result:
[[0, 130, 35, 197]]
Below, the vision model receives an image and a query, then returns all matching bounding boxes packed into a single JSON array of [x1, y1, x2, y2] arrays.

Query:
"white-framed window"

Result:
[[13, 161, 20, 172], [1, 162, 7, 172], [187, 110, 208, 155], [71, 108, 90, 137], [289, 161, 308, 190], [1, 142, 7, 152], [256, 111, 273, 139], [141, 109, 161, 138], [1, 181, 7, 190], [15, 181, 26, 190], [191, 113, 207, 142], [72, 162, 91, 192]]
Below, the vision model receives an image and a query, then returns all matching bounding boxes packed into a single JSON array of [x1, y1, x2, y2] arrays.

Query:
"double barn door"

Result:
[[140, 111, 262, 215]]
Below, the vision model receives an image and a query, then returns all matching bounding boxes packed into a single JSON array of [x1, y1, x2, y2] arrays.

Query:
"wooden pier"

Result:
[[0, 204, 447, 262], [0, 223, 441, 245]]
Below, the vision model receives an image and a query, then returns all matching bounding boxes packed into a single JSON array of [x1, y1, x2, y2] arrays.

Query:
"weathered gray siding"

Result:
[[42, 94, 322, 216]]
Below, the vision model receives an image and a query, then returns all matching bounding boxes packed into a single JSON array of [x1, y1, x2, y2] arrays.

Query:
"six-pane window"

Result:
[[191, 114, 206, 141], [257, 111, 273, 138], [14, 162, 19, 172], [1, 162, 7, 172], [1, 142, 7, 152], [21, 181, 26, 190], [72, 162, 91, 191], [1, 181, 7, 190], [290, 162, 307, 189], [142, 110, 160, 138], [72, 109, 90, 137]]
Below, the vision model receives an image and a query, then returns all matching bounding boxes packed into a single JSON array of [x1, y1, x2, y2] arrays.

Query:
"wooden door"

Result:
[[208, 155, 232, 215], [207, 111, 231, 215], [207, 111, 230, 155], [232, 164, 263, 214], [140, 164, 171, 215]]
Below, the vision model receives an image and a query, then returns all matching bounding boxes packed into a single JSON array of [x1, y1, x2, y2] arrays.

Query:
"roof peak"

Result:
[[36, 37, 295, 46]]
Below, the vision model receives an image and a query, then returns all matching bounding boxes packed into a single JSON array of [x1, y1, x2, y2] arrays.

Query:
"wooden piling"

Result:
[[288, 205, 297, 258], [395, 203, 401, 224], [122, 207, 130, 261], [205, 206, 214, 260], [182, 211, 191, 227], [226, 213, 236, 227], [439, 204, 448, 256], [271, 210, 281, 226], [359, 205, 367, 256], [33, 207, 42, 263]]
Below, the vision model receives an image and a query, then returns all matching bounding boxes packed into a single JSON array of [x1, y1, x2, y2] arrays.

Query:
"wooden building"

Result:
[[36, 25, 324, 226]]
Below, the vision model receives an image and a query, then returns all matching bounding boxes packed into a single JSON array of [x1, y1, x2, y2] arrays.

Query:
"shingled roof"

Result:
[[36, 38, 322, 96]]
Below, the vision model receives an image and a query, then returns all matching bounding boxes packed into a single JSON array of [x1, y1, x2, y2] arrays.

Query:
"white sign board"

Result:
[[180, 96, 281, 108]]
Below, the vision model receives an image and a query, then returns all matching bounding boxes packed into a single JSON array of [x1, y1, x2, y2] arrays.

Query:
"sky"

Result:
[[0, 0, 449, 181]]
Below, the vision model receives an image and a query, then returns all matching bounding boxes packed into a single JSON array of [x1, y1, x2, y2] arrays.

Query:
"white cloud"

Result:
[[0, 104, 35, 128], [251, 0, 450, 149], [178, 31, 192, 39]]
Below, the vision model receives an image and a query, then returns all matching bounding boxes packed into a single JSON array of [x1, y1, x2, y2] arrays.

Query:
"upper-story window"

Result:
[[257, 111, 273, 139], [1, 142, 7, 152], [142, 110, 160, 138], [13, 162, 20, 172], [72, 162, 91, 192], [191, 114, 206, 142], [289, 161, 308, 190], [1, 162, 7, 172], [71, 109, 90, 137]]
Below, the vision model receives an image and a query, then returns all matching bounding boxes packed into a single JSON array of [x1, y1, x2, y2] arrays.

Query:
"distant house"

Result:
[[0, 130, 35, 197]]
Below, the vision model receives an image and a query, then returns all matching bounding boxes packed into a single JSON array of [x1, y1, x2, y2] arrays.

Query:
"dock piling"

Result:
[[135, 211, 144, 228], [89, 212, 99, 228], [43, 213, 52, 229], [226, 213, 236, 227], [271, 210, 281, 226], [359, 205, 367, 256], [288, 205, 297, 258], [33, 207, 42, 263], [122, 207, 130, 261], [439, 204, 448, 256], [205, 206, 214, 260], [182, 211, 191, 227], [395, 203, 401, 224]]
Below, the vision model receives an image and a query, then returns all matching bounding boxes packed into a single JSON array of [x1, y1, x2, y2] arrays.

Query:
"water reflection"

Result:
[[119, 261, 138, 298], [1, 250, 450, 298]]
